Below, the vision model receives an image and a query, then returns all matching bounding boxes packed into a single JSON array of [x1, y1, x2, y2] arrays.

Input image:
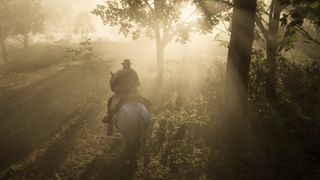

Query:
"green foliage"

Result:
[[92, 0, 225, 44], [65, 39, 93, 62], [143, 59, 227, 179], [280, 0, 320, 26], [150, 96, 210, 179], [10, 164, 23, 172], [278, 56, 320, 110], [202, 60, 225, 120], [249, 47, 320, 110], [54, 173, 62, 180], [93, 0, 186, 42], [194, 0, 231, 33], [246, 51, 320, 178], [279, 0, 320, 45], [249, 47, 267, 102]]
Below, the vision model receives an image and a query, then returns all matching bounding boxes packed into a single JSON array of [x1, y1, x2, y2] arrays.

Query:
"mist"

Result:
[[0, 0, 319, 179]]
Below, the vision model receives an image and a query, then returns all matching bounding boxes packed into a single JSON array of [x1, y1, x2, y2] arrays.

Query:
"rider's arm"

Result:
[[134, 71, 140, 87]]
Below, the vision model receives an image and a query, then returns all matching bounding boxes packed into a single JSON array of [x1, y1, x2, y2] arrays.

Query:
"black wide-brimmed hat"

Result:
[[121, 59, 131, 65]]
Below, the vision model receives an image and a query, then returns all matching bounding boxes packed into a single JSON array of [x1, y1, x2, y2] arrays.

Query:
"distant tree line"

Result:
[[0, 0, 98, 66], [0, 0, 45, 65]]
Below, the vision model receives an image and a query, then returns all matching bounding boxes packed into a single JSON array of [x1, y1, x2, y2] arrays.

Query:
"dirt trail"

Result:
[[0, 61, 131, 179]]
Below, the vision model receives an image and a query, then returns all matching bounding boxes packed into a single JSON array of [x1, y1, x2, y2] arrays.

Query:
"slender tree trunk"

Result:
[[222, 0, 257, 178], [154, 0, 165, 87], [0, 32, 8, 65], [266, 0, 281, 98], [266, 41, 277, 98], [23, 32, 29, 50], [155, 28, 165, 87]]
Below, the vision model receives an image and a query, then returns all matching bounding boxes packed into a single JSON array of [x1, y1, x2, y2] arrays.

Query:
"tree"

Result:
[[255, 0, 283, 98], [12, 0, 45, 50], [224, 0, 257, 177], [92, 0, 223, 86], [255, 0, 320, 98], [0, 0, 14, 64]]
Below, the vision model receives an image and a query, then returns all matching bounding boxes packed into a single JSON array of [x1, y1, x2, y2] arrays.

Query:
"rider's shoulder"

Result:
[[116, 69, 124, 74], [130, 68, 138, 74], [119, 68, 137, 74]]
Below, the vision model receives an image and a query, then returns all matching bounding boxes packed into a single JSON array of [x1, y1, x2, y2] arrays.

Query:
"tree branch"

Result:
[[213, 26, 230, 36], [256, 14, 268, 40], [15, 35, 24, 45], [296, 25, 320, 46], [219, 13, 231, 35], [268, 0, 275, 21], [143, 0, 153, 11]]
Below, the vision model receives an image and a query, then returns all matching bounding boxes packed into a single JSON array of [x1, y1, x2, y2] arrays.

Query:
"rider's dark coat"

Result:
[[110, 68, 140, 94]]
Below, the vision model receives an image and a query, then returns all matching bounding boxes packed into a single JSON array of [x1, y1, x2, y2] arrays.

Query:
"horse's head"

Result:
[[110, 71, 115, 82], [109, 71, 119, 91]]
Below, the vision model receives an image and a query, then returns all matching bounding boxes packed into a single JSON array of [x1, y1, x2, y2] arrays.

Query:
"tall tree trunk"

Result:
[[266, 0, 281, 98], [0, 32, 8, 65], [154, 0, 165, 87], [223, 0, 257, 177], [155, 28, 165, 87]]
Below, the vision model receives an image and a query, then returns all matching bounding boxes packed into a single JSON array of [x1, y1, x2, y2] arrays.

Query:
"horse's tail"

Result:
[[137, 108, 151, 176], [116, 103, 150, 176]]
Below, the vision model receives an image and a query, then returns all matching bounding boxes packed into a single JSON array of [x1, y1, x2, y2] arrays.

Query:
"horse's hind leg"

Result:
[[126, 141, 140, 168], [120, 142, 139, 179]]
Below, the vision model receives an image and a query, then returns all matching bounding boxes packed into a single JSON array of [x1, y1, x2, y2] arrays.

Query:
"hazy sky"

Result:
[[41, 0, 229, 61], [43, 0, 118, 39]]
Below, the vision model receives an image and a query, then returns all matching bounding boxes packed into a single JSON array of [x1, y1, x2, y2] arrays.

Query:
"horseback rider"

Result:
[[103, 59, 141, 135]]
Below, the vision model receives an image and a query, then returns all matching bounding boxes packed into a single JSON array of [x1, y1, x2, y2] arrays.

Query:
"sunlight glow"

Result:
[[180, 2, 200, 23]]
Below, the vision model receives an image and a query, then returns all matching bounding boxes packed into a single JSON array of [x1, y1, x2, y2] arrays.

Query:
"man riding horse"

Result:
[[103, 59, 141, 135]]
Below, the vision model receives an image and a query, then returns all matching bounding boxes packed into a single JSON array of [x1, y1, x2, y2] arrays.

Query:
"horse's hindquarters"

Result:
[[117, 116, 141, 145], [116, 103, 149, 145]]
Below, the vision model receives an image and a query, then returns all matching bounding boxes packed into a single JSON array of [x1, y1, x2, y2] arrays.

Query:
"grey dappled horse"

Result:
[[115, 102, 150, 167], [109, 72, 151, 171]]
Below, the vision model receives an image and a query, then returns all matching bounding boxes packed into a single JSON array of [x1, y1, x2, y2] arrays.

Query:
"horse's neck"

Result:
[[110, 71, 119, 82]]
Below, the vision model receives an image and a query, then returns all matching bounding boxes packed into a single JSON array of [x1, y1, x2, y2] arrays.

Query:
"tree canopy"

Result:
[[92, 0, 227, 85], [93, 0, 199, 43], [12, 0, 45, 50]]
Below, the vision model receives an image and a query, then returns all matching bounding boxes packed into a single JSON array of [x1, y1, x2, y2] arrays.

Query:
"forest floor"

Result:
[[0, 61, 136, 180]]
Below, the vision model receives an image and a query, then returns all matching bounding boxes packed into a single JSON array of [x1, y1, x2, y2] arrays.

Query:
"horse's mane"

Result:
[[110, 71, 120, 91]]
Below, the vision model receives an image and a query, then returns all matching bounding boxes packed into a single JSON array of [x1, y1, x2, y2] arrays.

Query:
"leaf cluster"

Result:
[[92, 0, 227, 44], [65, 39, 93, 62], [279, 0, 320, 45], [193, 0, 231, 33]]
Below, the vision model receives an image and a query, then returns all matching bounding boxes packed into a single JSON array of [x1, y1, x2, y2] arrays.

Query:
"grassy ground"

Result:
[[0, 60, 128, 179]]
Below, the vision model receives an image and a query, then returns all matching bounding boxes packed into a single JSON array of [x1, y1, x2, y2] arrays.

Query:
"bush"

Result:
[[149, 95, 210, 179], [65, 39, 93, 62]]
